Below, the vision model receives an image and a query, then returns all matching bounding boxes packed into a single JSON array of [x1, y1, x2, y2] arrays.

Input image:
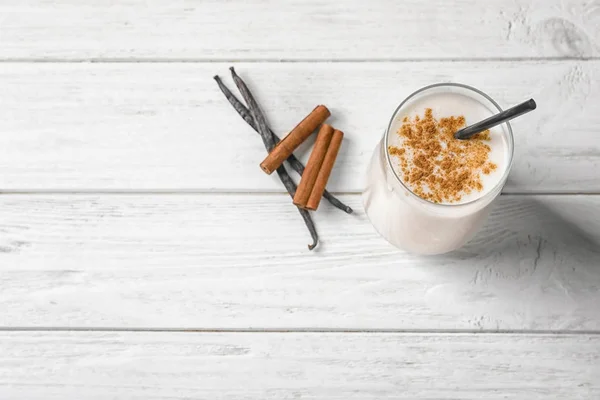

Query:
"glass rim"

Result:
[[384, 82, 515, 208]]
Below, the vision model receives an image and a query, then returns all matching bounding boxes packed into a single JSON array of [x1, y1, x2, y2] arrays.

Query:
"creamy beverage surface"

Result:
[[387, 92, 509, 204]]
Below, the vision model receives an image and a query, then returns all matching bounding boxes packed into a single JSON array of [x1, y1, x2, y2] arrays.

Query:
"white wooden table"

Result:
[[0, 1, 599, 398]]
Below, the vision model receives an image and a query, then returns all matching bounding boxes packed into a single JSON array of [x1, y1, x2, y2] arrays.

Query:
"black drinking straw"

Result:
[[213, 75, 352, 214], [454, 99, 537, 140], [228, 67, 319, 250]]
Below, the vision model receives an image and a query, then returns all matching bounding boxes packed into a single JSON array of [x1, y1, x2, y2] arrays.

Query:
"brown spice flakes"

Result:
[[389, 146, 405, 156], [388, 108, 497, 204]]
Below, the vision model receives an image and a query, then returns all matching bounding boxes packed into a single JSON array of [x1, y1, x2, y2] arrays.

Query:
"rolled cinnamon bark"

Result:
[[293, 124, 334, 208], [260, 105, 330, 174], [306, 129, 344, 211]]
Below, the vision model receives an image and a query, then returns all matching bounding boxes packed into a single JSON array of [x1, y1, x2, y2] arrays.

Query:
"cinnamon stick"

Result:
[[260, 105, 330, 175], [306, 129, 344, 211], [213, 75, 353, 214], [293, 124, 334, 208]]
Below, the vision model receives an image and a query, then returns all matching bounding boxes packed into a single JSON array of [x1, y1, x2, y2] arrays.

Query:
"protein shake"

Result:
[[363, 83, 514, 254]]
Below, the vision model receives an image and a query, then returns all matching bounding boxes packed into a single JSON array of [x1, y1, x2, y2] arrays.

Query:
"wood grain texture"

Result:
[[0, 331, 598, 399], [1, 194, 599, 330], [2, 0, 597, 391], [0, 62, 598, 192], [0, 0, 598, 60]]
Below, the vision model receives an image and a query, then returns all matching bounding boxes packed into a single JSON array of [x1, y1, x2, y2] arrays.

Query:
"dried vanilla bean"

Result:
[[229, 67, 318, 250]]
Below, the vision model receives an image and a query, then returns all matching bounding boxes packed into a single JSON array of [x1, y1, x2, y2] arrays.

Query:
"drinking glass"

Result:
[[362, 83, 514, 255]]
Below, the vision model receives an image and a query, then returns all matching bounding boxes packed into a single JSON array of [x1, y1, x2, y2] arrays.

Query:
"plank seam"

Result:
[[1, 328, 599, 335], [0, 57, 597, 64], [0, 191, 598, 196]]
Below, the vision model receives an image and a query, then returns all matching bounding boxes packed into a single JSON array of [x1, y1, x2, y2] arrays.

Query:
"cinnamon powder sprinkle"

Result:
[[388, 108, 497, 204]]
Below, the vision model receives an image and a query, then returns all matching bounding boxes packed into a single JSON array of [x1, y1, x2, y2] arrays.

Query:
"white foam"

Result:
[[387, 92, 509, 204]]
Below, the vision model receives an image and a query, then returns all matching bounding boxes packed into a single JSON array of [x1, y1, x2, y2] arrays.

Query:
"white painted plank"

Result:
[[1, 194, 599, 330], [0, 0, 597, 60], [0, 62, 598, 192], [0, 332, 598, 399]]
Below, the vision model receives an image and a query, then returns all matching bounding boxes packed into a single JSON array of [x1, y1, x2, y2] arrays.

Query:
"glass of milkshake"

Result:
[[363, 83, 514, 255]]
